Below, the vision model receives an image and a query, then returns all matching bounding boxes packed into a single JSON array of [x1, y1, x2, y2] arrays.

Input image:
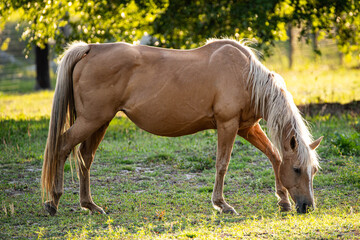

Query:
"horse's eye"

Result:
[[293, 168, 301, 174]]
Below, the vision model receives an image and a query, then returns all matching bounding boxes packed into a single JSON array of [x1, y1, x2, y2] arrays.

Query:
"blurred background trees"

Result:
[[152, 0, 359, 68], [0, 0, 168, 89], [0, 0, 359, 89]]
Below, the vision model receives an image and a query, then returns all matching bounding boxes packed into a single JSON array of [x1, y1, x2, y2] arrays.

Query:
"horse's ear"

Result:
[[309, 136, 323, 150], [290, 136, 297, 151]]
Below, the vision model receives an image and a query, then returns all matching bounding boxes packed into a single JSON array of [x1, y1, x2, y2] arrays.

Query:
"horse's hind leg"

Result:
[[78, 121, 110, 214], [44, 153, 67, 216], [212, 119, 239, 215], [238, 123, 291, 211], [44, 117, 110, 215]]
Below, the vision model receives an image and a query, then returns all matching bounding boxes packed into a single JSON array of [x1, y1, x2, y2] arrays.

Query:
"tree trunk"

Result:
[[311, 31, 319, 52], [35, 44, 51, 90], [338, 51, 344, 65], [287, 24, 295, 69], [311, 27, 320, 62]]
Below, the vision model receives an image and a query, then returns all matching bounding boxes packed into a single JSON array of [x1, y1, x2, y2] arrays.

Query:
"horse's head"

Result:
[[279, 134, 323, 213]]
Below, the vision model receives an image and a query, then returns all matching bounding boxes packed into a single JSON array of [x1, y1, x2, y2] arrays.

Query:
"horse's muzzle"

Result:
[[296, 201, 314, 214]]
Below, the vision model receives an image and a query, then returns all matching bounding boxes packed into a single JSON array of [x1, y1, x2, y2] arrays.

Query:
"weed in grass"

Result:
[[198, 186, 213, 193], [119, 165, 136, 171], [2, 203, 7, 217], [184, 155, 215, 172], [352, 120, 360, 132], [146, 153, 175, 163], [331, 132, 360, 156], [114, 158, 134, 165]]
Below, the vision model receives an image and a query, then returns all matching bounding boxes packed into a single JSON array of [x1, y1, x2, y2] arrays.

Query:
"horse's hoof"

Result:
[[279, 202, 291, 212], [222, 207, 239, 215], [81, 202, 107, 215], [44, 202, 57, 216], [213, 201, 239, 215], [91, 207, 106, 215]]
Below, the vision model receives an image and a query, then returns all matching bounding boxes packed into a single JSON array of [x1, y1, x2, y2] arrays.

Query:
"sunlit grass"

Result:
[[0, 90, 53, 120], [63, 210, 360, 239], [279, 67, 360, 105]]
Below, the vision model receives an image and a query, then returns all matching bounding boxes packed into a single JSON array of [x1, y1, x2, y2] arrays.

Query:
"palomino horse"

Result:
[[42, 39, 323, 216]]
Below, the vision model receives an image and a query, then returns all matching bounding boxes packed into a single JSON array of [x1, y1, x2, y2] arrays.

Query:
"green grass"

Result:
[[0, 89, 359, 239]]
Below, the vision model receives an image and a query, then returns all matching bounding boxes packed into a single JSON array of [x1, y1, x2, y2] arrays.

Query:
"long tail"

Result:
[[42, 42, 90, 201]]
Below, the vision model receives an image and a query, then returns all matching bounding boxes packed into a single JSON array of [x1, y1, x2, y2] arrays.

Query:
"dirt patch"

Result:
[[298, 100, 360, 116]]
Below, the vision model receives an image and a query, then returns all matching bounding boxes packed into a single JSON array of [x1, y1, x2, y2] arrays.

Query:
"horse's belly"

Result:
[[123, 107, 215, 137]]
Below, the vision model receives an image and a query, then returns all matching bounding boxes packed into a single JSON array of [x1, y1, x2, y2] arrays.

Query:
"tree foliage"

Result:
[[281, 0, 360, 54], [153, 0, 284, 51], [0, 0, 168, 54], [1, 0, 359, 56], [152, 0, 360, 56]]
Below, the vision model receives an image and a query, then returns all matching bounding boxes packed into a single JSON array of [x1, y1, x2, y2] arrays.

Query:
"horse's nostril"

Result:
[[296, 202, 310, 214], [302, 203, 309, 213]]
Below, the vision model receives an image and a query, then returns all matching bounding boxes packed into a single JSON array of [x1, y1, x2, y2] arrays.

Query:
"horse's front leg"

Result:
[[238, 123, 291, 212], [212, 118, 239, 215]]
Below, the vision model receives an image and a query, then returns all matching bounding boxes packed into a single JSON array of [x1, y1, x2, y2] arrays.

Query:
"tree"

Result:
[[286, 24, 296, 69], [281, 0, 360, 61], [0, 0, 168, 89], [152, 0, 360, 63], [152, 0, 284, 52], [35, 44, 51, 89]]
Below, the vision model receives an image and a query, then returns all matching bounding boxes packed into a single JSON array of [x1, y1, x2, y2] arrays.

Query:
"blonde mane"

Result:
[[206, 38, 319, 168], [246, 48, 318, 168]]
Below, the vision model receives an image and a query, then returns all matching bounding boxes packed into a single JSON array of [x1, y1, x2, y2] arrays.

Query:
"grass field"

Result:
[[1, 89, 360, 239], [0, 46, 360, 239]]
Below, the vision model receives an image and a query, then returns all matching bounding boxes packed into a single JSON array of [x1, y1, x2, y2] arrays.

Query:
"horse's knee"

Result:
[[58, 146, 72, 163], [216, 166, 228, 176]]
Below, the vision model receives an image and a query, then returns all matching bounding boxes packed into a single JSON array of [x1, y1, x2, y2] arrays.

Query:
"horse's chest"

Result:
[[238, 109, 261, 130]]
